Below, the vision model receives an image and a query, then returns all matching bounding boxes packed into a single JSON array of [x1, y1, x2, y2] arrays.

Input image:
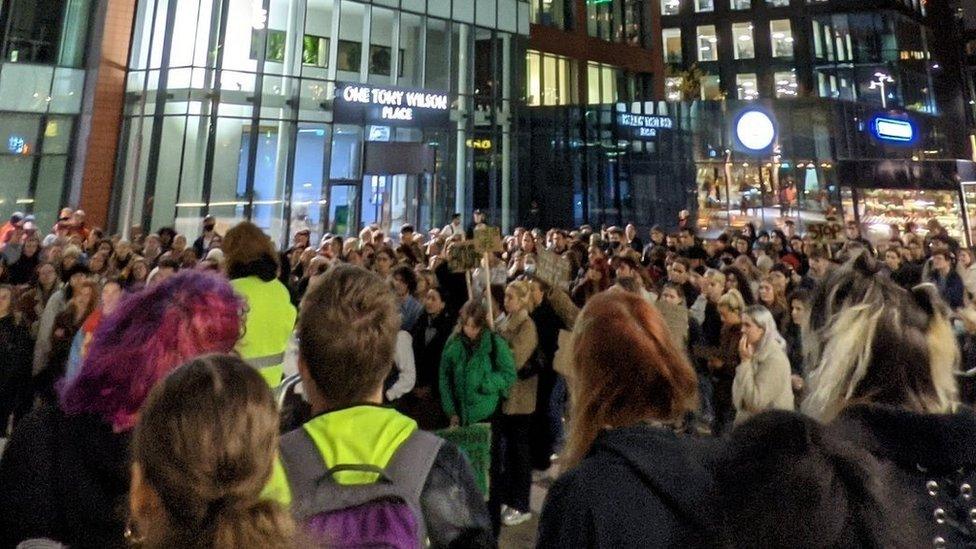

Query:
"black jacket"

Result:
[[832, 404, 976, 547], [0, 315, 32, 434], [411, 310, 455, 390], [537, 424, 724, 548], [0, 405, 131, 549]]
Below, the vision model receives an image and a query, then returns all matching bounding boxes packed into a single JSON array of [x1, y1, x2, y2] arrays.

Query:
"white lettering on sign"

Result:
[[340, 85, 449, 111], [618, 114, 674, 130], [405, 91, 449, 110], [343, 85, 371, 104], [381, 106, 414, 121], [637, 128, 657, 138]]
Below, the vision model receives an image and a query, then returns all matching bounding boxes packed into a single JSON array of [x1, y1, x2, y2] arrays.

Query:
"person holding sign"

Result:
[[496, 281, 540, 527], [439, 300, 516, 535]]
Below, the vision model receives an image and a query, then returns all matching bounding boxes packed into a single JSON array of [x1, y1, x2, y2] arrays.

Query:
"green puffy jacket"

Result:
[[439, 330, 516, 425]]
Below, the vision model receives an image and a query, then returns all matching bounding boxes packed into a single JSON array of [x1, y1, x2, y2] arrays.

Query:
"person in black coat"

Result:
[[929, 250, 965, 309], [720, 411, 922, 548], [0, 285, 32, 436], [402, 286, 455, 430], [0, 405, 131, 548], [801, 252, 975, 546], [538, 291, 724, 548]]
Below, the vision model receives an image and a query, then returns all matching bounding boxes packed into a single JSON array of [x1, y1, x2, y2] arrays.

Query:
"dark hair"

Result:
[[393, 265, 418, 295], [788, 288, 811, 306], [721, 266, 756, 305], [400, 224, 415, 234], [157, 257, 181, 271], [158, 227, 177, 239], [719, 411, 919, 548], [298, 265, 400, 408], [133, 354, 293, 548]]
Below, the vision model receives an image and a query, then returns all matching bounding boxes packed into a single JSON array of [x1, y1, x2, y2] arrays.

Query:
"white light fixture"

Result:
[[735, 109, 777, 152]]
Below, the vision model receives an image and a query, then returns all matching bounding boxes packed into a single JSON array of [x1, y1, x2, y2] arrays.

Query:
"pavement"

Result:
[[499, 466, 558, 549]]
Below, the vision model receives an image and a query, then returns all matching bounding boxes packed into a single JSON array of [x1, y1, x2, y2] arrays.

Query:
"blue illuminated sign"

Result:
[[7, 135, 25, 154], [870, 117, 916, 143]]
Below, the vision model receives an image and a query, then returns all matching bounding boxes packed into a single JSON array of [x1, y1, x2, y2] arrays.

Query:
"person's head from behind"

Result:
[[58, 271, 243, 432], [802, 252, 959, 422], [131, 355, 292, 548], [223, 221, 280, 281], [719, 411, 918, 549], [565, 291, 697, 469], [297, 265, 400, 413]]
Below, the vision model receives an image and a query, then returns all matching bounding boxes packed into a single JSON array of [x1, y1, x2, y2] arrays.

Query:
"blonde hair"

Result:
[[506, 280, 532, 312], [718, 289, 745, 314], [802, 253, 959, 422]]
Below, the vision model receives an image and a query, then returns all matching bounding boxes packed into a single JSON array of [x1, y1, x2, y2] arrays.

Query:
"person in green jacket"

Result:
[[223, 221, 297, 388], [439, 300, 516, 427], [439, 298, 516, 535]]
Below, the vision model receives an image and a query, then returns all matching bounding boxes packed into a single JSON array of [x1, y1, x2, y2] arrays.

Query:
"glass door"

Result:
[[326, 184, 359, 237]]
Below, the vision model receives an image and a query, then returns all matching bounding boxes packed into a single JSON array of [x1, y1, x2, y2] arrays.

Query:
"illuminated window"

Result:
[[736, 73, 759, 100], [732, 22, 754, 60], [663, 28, 682, 63], [770, 19, 794, 58], [774, 70, 798, 98], [698, 25, 717, 61]]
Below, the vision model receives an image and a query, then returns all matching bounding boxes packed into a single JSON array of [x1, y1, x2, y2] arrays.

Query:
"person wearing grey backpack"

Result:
[[263, 265, 492, 548]]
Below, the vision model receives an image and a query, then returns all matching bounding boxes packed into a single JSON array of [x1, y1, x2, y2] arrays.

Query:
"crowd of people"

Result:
[[0, 205, 975, 547]]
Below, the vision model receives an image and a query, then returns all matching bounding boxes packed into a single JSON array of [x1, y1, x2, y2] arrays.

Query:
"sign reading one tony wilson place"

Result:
[[334, 83, 451, 127]]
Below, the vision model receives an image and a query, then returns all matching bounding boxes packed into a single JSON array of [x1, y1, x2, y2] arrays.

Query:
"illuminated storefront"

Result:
[[113, 0, 531, 244]]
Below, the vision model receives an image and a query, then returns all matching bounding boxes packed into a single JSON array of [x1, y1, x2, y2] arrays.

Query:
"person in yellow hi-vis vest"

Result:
[[223, 222, 297, 388]]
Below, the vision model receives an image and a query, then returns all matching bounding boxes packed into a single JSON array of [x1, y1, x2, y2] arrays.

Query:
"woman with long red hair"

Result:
[[537, 291, 723, 548]]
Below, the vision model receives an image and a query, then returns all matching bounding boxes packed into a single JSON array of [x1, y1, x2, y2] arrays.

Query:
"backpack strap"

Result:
[[278, 427, 326, 502], [384, 429, 445, 504]]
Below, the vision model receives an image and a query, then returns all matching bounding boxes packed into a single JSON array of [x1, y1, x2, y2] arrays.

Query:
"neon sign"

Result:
[[871, 117, 916, 143]]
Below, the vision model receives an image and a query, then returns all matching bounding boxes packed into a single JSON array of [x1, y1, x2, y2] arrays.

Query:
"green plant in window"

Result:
[[303, 36, 319, 65], [266, 30, 286, 62]]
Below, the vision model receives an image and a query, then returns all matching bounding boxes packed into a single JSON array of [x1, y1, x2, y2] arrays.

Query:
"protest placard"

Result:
[[448, 242, 481, 273]]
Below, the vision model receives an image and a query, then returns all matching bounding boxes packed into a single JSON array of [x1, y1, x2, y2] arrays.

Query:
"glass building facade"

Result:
[[519, 97, 964, 240], [0, 0, 93, 230], [115, 0, 530, 245], [659, 0, 938, 114]]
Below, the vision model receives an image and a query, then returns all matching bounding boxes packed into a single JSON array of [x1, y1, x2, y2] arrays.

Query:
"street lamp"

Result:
[[869, 72, 895, 109]]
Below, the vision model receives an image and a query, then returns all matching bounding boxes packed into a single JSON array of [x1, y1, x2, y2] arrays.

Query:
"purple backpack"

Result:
[[278, 428, 444, 548]]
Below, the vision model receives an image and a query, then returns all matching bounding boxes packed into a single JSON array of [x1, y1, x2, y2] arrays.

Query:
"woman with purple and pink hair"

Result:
[[0, 270, 244, 549]]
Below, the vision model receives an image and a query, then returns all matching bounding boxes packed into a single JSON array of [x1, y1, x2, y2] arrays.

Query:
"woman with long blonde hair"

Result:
[[538, 291, 721, 547]]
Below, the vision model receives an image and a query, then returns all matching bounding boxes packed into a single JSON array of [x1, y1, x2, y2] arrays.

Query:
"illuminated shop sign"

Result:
[[616, 113, 674, 139], [870, 116, 916, 144], [466, 138, 492, 150], [334, 83, 451, 127], [733, 108, 777, 154]]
